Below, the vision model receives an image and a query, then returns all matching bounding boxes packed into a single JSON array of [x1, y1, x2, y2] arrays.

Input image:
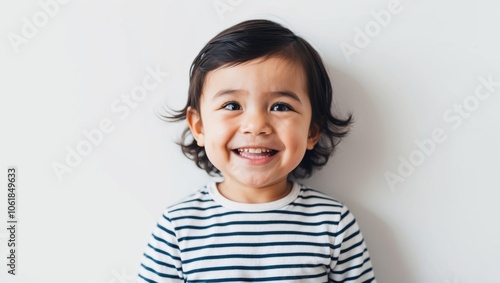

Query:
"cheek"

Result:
[[280, 123, 311, 151], [202, 118, 234, 148]]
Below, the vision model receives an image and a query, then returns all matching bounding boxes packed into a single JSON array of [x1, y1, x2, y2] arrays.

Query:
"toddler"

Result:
[[138, 19, 376, 282]]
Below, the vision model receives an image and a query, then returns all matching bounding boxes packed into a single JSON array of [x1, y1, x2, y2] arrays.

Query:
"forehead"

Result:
[[202, 56, 307, 98]]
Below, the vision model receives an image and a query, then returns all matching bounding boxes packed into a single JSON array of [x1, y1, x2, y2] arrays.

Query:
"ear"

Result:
[[307, 124, 321, 150], [186, 106, 205, 147]]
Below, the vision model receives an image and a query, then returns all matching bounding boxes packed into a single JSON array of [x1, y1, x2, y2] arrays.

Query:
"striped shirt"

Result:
[[138, 182, 376, 282]]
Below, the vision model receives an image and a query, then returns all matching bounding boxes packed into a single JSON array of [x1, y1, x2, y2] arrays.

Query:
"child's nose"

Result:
[[240, 110, 272, 136]]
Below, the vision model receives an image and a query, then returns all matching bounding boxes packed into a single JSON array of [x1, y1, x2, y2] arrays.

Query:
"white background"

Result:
[[1, 0, 499, 282]]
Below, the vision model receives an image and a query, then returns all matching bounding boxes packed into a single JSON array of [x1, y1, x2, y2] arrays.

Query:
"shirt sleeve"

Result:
[[329, 205, 376, 283], [137, 210, 184, 283]]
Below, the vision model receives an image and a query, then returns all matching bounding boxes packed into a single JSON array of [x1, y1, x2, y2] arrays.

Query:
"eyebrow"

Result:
[[211, 89, 240, 100], [211, 89, 302, 103]]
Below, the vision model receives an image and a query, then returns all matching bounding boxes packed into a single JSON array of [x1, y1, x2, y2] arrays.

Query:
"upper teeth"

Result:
[[238, 148, 271, 153]]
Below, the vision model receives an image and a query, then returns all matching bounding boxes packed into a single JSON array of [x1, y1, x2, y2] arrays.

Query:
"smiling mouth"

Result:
[[233, 148, 278, 159]]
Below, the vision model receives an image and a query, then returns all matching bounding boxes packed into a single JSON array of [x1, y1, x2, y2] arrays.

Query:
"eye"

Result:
[[271, 103, 293, 112], [222, 102, 242, 111]]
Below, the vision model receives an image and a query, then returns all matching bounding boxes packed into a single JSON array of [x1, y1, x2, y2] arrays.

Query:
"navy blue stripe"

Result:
[[300, 187, 330, 194], [167, 189, 209, 206], [289, 202, 343, 208], [340, 209, 350, 221], [337, 248, 368, 265], [341, 239, 364, 254], [297, 194, 338, 202], [189, 271, 327, 282], [170, 210, 340, 221], [343, 229, 360, 242], [140, 263, 181, 279], [156, 223, 175, 237], [300, 188, 328, 193], [185, 263, 326, 275], [178, 198, 214, 206], [331, 257, 372, 275], [151, 234, 178, 250], [182, 241, 333, 253], [138, 273, 157, 283], [176, 220, 339, 231], [336, 218, 356, 235], [147, 243, 181, 262], [143, 253, 179, 270], [330, 267, 373, 283], [178, 230, 345, 242], [183, 252, 330, 265], [170, 204, 223, 213], [300, 188, 341, 200]]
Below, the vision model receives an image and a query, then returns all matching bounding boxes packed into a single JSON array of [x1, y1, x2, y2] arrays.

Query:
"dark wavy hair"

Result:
[[161, 19, 353, 178]]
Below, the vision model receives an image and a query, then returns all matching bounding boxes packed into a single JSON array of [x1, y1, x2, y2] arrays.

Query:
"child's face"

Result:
[[187, 56, 320, 193]]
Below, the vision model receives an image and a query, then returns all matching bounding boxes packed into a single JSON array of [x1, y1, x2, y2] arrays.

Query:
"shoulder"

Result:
[[293, 183, 356, 221], [294, 184, 363, 237], [165, 184, 215, 212], [295, 183, 345, 209], [158, 183, 222, 223]]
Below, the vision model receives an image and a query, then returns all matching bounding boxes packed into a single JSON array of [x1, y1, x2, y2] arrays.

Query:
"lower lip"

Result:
[[232, 150, 278, 165]]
